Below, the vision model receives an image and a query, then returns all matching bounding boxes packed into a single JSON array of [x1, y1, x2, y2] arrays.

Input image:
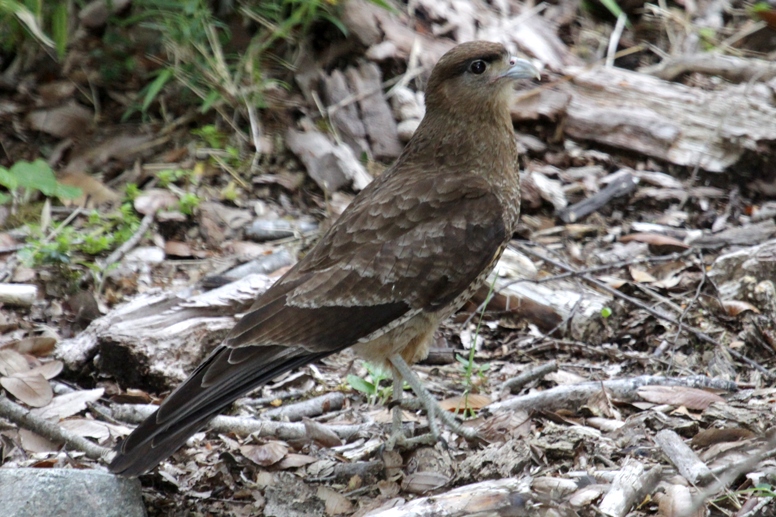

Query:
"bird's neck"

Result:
[[402, 102, 519, 188]]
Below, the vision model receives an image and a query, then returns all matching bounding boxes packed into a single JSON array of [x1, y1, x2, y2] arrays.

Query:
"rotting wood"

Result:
[[655, 429, 713, 485], [362, 477, 532, 517], [56, 273, 277, 389], [599, 460, 661, 517], [513, 66, 776, 172], [485, 247, 611, 342], [642, 53, 776, 83]]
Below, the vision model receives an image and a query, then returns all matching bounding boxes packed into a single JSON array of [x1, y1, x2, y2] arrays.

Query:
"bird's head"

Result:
[[424, 41, 540, 117]]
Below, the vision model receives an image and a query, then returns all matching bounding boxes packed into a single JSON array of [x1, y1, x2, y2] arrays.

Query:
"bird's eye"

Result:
[[469, 60, 486, 74]]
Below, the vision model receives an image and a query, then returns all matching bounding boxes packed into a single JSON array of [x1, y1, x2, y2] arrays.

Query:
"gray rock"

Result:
[[0, 468, 146, 517]]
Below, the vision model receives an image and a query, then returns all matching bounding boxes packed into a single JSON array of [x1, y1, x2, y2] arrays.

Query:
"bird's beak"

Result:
[[500, 58, 541, 80]]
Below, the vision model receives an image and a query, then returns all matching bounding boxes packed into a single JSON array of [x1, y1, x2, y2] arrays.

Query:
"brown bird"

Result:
[[109, 41, 539, 476]]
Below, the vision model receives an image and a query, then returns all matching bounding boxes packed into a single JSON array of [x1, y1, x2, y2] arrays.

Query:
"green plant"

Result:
[[178, 192, 200, 215], [0, 159, 81, 206], [157, 168, 191, 188], [601, 306, 612, 318], [0, 0, 61, 55], [453, 277, 496, 417], [347, 362, 395, 405], [714, 483, 776, 504], [697, 27, 718, 51], [19, 202, 140, 268]]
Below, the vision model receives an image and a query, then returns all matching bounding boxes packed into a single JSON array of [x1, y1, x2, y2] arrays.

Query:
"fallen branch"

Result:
[[108, 403, 370, 442], [0, 395, 111, 461], [487, 375, 737, 414]]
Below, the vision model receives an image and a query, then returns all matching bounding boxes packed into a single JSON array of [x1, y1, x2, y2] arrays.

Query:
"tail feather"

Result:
[[109, 346, 333, 476]]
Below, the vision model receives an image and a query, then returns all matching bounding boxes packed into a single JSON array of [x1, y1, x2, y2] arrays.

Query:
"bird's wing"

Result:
[[110, 170, 508, 476]]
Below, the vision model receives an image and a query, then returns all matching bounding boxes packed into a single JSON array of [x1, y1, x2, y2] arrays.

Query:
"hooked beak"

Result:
[[500, 58, 541, 80]]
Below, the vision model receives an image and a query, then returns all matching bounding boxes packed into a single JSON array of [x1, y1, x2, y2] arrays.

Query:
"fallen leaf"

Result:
[[401, 471, 450, 494], [629, 266, 657, 283], [721, 300, 760, 317], [241, 441, 287, 467], [8, 336, 57, 356], [303, 418, 342, 448], [164, 240, 193, 257], [60, 419, 111, 441], [58, 171, 120, 207], [657, 484, 703, 517], [19, 429, 60, 453], [637, 386, 725, 411], [317, 486, 353, 516], [597, 275, 628, 288], [277, 453, 317, 469], [691, 427, 756, 448], [1, 372, 53, 407], [439, 393, 491, 414], [31, 388, 105, 420], [0, 349, 30, 376], [27, 360, 63, 380], [620, 233, 688, 254], [134, 189, 178, 215]]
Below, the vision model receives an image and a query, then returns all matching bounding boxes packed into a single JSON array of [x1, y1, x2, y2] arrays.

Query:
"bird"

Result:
[[109, 40, 539, 476]]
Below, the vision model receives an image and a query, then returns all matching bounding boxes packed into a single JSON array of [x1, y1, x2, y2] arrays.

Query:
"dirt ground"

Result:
[[1, 0, 776, 515]]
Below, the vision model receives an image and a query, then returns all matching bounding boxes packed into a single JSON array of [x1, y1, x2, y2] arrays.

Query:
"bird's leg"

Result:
[[389, 355, 477, 440], [391, 366, 404, 437], [386, 366, 437, 450]]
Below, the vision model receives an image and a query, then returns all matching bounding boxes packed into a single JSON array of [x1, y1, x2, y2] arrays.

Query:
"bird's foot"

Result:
[[388, 355, 479, 445]]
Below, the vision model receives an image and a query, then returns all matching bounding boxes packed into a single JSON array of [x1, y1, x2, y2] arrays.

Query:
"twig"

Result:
[[606, 14, 628, 68], [0, 395, 111, 461], [515, 243, 776, 379], [671, 250, 706, 346], [501, 360, 558, 394], [98, 212, 155, 271]]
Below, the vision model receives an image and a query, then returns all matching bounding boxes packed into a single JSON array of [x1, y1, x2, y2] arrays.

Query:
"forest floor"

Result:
[[1, 0, 776, 515]]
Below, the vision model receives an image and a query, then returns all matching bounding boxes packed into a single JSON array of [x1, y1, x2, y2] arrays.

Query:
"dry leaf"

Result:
[[620, 233, 689, 254], [691, 427, 756, 448], [0, 349, 30, 376], [27, 360, 63, 380], [8, 336, 57, 356], [134, 189, 178, 215], [1, 372, 53, 407], [439, 393, 491, 413], [629, 266, 657, 283], [241, 441, 287, 467], [652, 275, 682, 290], [569, 485, 606, 507], [19, 429, 61, 453], [60, 418, 111, 441], [317, 486, 353, 516], [164, 240, 193, 257], [303, 419, 342, 448], [597, 275, 628, 288], [637, 386, 725, 410], [401, 471, 450, 494], [657, 484, 702, 517], [31, 388, 105, 420], [721, 300, 760, 317], [277, 453, 317, 469], [58, 171, 120, 207]]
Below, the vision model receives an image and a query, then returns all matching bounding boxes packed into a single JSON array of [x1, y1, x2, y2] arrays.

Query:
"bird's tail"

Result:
[[108, 345, 332, 476]]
